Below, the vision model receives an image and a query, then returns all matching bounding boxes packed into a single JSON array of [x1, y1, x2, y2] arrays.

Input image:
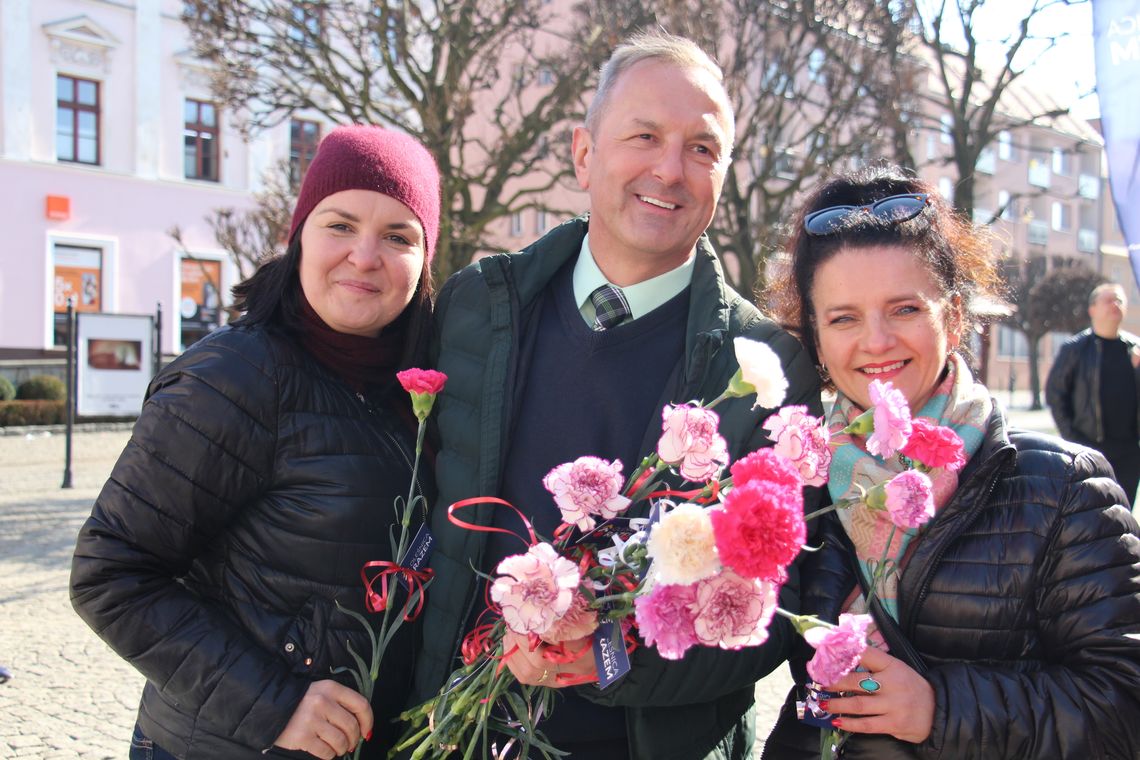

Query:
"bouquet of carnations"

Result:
[[334, 368, 447, 760], [390, 343, 964, 760]]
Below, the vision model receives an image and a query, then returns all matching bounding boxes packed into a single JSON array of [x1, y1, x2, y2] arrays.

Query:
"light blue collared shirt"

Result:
[[572, 234, 696, 326]]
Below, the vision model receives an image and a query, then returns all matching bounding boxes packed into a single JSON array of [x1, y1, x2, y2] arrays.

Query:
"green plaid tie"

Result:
[[590, 284, 631, 330]]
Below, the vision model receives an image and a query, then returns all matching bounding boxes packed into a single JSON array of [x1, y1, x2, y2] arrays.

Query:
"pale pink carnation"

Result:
[[543, 456, 631, 531], [711, 480, 804, 583], [657, 404, 729, 482], [866, 380, 912, 458], [884, 469, 935, 529], [691, 570, 778, 649], [901, 418, 966, 472], [803, 613, 873, 686], [762, 406, 832, 487], [490, 543, 580, 636], [733, 337, 788, 409], [634, 582, 700, 660], [729, 448, 804, 493], [646, 502, 721, 585], [540, 591, 599, 644]]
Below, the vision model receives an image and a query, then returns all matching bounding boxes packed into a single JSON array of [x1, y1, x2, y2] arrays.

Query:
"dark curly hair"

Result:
[[768, 165, 1004, 389]]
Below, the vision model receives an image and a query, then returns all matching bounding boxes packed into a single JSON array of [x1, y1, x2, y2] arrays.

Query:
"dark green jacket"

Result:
[[414, 216, 823, 760]]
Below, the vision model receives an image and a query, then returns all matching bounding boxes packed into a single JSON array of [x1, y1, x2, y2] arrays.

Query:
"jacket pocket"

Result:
[[280, 595, 332, 675]]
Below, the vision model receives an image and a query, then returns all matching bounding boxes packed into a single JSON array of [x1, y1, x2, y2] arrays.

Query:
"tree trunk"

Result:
[[1028, 334, 1043, 410]]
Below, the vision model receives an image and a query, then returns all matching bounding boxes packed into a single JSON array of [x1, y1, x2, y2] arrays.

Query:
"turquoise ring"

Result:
[[859, 676, 881, 693]]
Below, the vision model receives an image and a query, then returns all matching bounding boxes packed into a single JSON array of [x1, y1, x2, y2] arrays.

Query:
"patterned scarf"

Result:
[[826, 354, 991, 633]]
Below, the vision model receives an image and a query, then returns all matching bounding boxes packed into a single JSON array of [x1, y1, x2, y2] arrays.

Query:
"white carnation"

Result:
[[733, 337, 788, 410], [646, 502, 721, 585]]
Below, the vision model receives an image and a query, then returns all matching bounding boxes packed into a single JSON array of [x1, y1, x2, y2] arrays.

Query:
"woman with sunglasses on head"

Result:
[[762, 166, 1140, 759], [70, 125, 440, 760]]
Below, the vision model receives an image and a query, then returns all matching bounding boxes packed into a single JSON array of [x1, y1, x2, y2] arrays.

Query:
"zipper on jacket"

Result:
[[356, 391, 426, 499], [903, 452, 1010, 643]]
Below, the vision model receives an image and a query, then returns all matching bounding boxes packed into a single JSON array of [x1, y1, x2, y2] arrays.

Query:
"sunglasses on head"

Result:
[[804, 193, 932, 236]]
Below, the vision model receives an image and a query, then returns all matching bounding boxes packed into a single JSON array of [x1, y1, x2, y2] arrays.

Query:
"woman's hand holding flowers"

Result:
[[274, 679, 374, 759], [502, 629, 599, 687], [821, 647, 935, 745]]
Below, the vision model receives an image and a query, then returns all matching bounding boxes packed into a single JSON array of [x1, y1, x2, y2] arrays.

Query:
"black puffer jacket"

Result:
[[764, 406, 1140, 760], [70, 326, 429, 759]]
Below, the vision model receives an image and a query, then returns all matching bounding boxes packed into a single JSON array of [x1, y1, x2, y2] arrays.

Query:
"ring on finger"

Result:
[[858, 675, 881, 693], [539, 669, 550, 684]]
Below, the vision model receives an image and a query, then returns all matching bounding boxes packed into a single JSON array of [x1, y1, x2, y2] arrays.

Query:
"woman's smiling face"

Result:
[[811, 244, 962, 412]]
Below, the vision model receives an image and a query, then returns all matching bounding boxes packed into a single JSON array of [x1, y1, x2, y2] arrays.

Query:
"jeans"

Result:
[[129, 724, 180, 760]]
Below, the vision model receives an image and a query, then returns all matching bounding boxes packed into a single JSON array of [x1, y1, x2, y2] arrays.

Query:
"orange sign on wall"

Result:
[[46, 195, 71, 221]]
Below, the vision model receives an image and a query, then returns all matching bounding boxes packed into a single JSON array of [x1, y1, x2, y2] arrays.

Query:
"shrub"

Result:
[[0, 401, 66, 426], [0, 376, 14, 402], [16, 374, 66, 401]]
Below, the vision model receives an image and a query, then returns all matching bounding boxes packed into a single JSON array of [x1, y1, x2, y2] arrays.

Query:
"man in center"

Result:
[[414, 32, 822, 759]]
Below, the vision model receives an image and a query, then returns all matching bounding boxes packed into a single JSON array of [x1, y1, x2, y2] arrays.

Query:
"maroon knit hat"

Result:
[[288, 125, 441, 263]]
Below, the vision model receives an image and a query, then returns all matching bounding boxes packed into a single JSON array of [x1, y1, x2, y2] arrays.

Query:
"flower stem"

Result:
[[863, 524, 896, 614]]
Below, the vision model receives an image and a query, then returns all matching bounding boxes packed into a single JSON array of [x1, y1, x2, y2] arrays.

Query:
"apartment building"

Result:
[[0, 0, 331, 367]]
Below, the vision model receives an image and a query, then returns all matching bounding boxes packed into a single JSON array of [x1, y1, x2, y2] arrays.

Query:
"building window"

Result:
[[289, 119, 321, 191], [1051, 147, 1071, 176], [940, 114, 953, 145], [56, 75, 100, 165], [938, 177, 954, 203], [184, 99, 220, 182], [997, 324, 1029, 358], [53, 244, 103, 346], [998, 130, 1016, 161], [807, 49, 826, 83], [510, 212, 523, 237], [998, 190, 1014, 221], [1051, 201, 1070, 232], [180, 257, 223, 350], [535, 209, 548, 234], [537, 68, 554, 86], [289, 2, 324, 46]]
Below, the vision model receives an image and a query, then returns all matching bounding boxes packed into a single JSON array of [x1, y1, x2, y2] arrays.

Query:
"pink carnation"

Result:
[[711, 480, 804, 583], [543, 456, 631, 531], [901, 418, 966, 472], [803, 613, 873, 686], [634, 582, 699, 660], [540, 591, 599, 644], [884, 469, 935, 529], [396, 368, 447, 395], [490, 543, 580, 636], [691, 570, 778, 650], [728, 448, 804, 493], [762, 406, 832, 488], [866, 380, 912, 459], [657, 404, 729, 482]]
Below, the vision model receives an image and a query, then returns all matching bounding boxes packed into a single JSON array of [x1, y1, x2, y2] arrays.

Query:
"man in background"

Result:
[[1047, 282, 1140, 507]]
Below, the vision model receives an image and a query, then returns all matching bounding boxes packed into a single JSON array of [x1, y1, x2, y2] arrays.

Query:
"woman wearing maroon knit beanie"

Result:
[[71, 125, 442, 760]]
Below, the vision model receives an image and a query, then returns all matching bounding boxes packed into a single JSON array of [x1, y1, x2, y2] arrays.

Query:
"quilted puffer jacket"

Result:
[[763, 406, 1140, 760], [70, 325, 429, 759]]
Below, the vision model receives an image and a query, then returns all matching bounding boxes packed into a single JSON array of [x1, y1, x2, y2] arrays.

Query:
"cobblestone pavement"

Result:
[[0, 396, 1057, 758], [0, 428, 141, 759]]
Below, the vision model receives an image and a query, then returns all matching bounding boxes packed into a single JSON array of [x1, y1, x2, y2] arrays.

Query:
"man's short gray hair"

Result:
[[585, 31, 735, 157], [1090, 282, 1125, 306]]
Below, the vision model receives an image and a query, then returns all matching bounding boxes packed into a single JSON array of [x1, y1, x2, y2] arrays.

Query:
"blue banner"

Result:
[[1093, 0, 1140, 286]]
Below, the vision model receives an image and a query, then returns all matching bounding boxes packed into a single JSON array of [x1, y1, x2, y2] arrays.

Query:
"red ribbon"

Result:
[[360, 561, 433, 621], [447, 496, 538, 548], [625, 467, 657, 499], [647, 478, 721, 504]]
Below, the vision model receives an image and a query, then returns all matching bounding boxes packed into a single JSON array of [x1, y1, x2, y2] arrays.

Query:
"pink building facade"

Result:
[[0, 0, 320, 363]]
